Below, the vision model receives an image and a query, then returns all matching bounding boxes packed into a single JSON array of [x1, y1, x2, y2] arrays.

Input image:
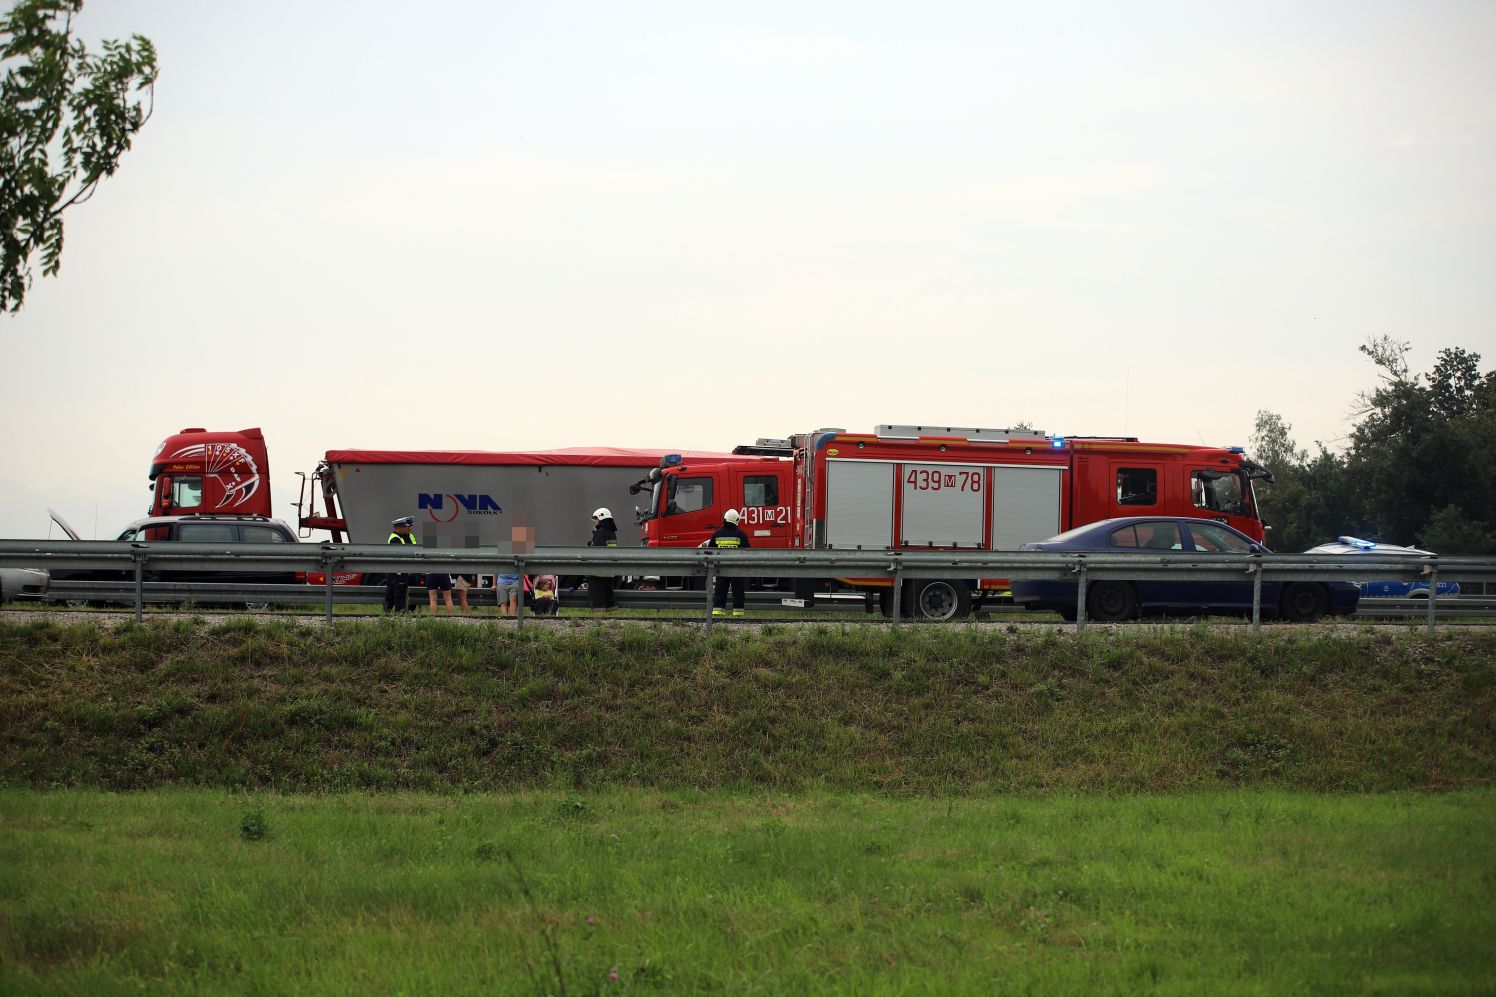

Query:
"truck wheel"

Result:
[[1279, 583, 1329, 623], [1086, 581, 1138, 622], [911, 580, 971, 622]]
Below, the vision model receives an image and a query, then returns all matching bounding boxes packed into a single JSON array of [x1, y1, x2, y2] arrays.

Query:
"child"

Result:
[[531, 575, 559, 617], [494, 571, 521, 617]]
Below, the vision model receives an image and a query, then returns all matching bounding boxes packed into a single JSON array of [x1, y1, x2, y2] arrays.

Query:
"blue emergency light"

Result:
[[1051, 437, 1065, 449]]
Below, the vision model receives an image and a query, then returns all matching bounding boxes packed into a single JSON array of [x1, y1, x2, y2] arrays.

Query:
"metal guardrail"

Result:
[[3, 540, 1494, 632]]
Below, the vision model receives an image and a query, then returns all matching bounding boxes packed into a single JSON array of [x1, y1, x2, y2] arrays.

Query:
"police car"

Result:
[[1304, 536, 1460, 598]]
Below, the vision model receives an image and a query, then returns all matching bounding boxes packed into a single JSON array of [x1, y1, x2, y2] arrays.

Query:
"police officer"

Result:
[[384, 516, 418, 613], [586, 507, 619, 610], [709, 509, 751, 617]]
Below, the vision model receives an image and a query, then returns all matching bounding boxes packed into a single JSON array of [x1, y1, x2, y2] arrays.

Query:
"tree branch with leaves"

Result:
[[1, 0, 156, 314]]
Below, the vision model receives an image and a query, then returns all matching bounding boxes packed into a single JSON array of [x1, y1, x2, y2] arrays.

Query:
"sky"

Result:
[[3, 0, 1493, 538]]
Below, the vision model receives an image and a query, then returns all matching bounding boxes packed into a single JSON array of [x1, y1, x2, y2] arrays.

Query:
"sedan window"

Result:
[[241, 525, 291, 542], [1188, 522, 1253, 553], [1110, 522, 1182, 549]]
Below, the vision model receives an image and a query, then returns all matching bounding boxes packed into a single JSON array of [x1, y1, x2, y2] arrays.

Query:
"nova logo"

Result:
[[418, 493, 503, 523]]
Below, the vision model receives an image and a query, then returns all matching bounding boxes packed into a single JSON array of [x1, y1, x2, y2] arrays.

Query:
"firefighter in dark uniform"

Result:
[[709, 509, 751, 617], [587, 507, 619, 610], [384, 516, 418, 613]]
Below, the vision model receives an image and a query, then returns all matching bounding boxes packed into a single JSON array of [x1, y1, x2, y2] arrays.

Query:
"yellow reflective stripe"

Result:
[[715, 538, 741, 548]]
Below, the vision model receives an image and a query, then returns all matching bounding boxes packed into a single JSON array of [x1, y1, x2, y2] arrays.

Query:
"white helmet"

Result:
[[723, 509, 741, 524], [592, 508, 612, 520]]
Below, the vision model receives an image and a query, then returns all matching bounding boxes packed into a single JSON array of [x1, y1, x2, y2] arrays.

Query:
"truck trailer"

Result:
[[146, 427, 757, 549]]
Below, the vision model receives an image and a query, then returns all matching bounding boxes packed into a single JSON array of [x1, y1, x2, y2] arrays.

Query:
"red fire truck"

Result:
[[632, 425, 1274, 619]]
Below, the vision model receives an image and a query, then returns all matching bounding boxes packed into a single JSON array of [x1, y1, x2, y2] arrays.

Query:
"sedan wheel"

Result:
[[1086, 581, 1138, 622], [1279, 582, 1329, 623]]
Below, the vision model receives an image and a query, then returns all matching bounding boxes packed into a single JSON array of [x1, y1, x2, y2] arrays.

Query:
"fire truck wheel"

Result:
[[1279, 582, 1329, 623], [1086, 581, 1138, 622], [911, 580, 972, 622]]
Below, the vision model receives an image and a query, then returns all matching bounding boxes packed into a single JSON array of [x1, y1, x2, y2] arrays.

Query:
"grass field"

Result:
[[3, 788, 1494, 994], [1, 619, 1492, 993]]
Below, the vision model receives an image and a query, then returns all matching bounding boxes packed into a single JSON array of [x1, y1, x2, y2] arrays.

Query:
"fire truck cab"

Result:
[[632, 452, 791, 548]]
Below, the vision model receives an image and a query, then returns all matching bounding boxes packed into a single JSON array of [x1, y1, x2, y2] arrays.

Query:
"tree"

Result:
[[1249, 410, 1307, 480], [1248, 411, 1360, 552], [1, 0, 156, 314], [1348, 340, 1495, 548]]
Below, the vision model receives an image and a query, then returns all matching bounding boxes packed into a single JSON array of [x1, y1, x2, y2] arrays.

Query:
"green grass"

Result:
[[3, 620, 1492, 991], [2, 788, 1493, 994], [2, 619, 1493, 794]]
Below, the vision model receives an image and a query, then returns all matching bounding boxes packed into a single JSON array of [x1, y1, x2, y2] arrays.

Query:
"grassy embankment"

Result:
[[1, 618, 1491, 792], [1, 619, 1493, 993]]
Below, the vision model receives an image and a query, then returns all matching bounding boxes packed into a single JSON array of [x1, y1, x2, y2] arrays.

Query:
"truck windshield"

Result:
[[655, 475, 714, 518], [1191, 470, 1249, 517]]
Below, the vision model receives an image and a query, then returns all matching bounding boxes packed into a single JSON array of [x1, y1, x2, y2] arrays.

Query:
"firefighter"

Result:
[[384, 516, 418, 613], [709, 508, 751, 617], [586, 507, 619, 610]]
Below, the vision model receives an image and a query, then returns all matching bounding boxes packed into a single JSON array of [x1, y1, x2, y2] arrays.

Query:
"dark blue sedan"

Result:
[[1011, 517, 1360, 623]]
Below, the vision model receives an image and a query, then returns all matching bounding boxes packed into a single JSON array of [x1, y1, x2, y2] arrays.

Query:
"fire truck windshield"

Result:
[[650, 474, 714, 520], [1192, 469, 1250, 517]]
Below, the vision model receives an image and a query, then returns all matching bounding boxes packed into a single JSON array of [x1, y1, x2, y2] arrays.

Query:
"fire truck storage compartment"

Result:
[[824, 460, 894, 549], [990, 466, 1064, 550], [900, 463, 985, 547]]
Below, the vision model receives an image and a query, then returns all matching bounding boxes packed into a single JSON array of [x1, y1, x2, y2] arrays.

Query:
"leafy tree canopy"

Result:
[[1, 0, 156, 314], [1253, 340, 1495, 554]]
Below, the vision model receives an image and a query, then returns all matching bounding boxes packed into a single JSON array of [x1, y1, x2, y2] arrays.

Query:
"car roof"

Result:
[[1038, 516, 1254, 544], [1061, 515, 1250, 534], [119, 514, 295, 531], [1304, 535, 1434, 556]]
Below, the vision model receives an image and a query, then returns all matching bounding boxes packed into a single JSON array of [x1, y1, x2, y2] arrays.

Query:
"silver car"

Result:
[[0, 566, 49, 603], [1304, 536, 1460, 598]]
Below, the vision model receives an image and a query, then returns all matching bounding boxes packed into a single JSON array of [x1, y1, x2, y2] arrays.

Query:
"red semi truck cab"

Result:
[[148, 428, 273, 519]]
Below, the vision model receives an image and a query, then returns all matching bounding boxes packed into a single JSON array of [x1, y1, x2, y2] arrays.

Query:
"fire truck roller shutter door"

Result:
[[900, 463, 984, 547], [824, 460, 894, 549], [990, 467, 1064, 550]]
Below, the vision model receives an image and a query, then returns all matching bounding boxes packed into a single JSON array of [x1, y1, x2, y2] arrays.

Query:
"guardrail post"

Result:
[[323, 550, 336, 624], [515, 558, 525, 632], [1075, 560, 1087, 633], [132, 548, 145, 623], [1426, 565, 1438, 635], [1250, 557, 1263, 634], [890, 561, 903, 629], [704, 558, 718, 630]]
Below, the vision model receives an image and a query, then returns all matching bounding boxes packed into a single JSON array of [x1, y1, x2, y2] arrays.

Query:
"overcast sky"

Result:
[[4, 0, 1493, 538]]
